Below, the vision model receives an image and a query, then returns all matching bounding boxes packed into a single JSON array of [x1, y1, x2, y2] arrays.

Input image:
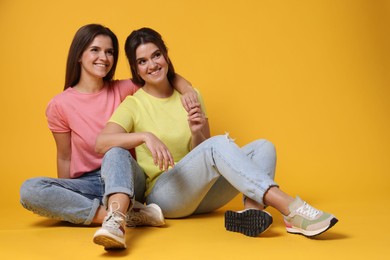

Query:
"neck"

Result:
[[143, 80, 173, 98], [73, 75, 105, 93]]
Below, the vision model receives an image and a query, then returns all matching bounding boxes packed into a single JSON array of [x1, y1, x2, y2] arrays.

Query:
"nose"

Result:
[[98, 51, 108, 60], [149, 59, 157, 68]]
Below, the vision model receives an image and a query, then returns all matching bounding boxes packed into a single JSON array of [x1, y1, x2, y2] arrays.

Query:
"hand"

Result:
[[187, 104, 206, 134], [181, 90, 199, 112], [143, 132, 174, 171]]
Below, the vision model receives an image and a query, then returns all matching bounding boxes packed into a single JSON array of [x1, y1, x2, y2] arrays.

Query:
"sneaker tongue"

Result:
[[288, 196, 304, 212]]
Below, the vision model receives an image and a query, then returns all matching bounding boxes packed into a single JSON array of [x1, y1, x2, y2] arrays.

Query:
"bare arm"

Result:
[[52, 132, 71, 178], [96, 122, 174, 171], [95, 122, 145, 154]]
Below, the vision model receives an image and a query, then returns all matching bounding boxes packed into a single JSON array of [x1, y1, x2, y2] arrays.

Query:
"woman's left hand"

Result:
[[187, 103, 206, 134]]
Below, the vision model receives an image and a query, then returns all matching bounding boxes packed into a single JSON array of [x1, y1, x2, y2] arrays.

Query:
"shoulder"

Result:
[[117, 94, 139, 110], [110, 79, 140, 95], [46, 88, 73, 111]]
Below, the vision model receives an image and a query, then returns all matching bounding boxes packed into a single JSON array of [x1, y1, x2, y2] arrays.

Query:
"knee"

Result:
[[207, 135, 234, 147], [103, 147, 132, 163], [255, 139, 276, 156], [20, 178, 41, 207]]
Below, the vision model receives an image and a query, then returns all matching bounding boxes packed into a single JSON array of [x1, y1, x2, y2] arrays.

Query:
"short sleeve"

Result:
[[45, 99, 70, 133], [108, 96, 136, 132]]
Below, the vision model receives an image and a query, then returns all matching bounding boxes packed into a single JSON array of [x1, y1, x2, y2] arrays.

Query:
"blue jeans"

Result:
[[146, 135, 278, 218], [19, 148, 145, 225]]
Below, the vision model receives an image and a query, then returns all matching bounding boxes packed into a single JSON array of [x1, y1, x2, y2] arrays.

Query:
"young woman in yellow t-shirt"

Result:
[[96, 27, 338, 244]]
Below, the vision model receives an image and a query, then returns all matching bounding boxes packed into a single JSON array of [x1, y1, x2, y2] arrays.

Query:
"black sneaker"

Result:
[[225, 209, 273, 237]]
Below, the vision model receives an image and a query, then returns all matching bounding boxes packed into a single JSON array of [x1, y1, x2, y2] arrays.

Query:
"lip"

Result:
[[94, 63, 109, 68], [148, 67, 162, 75]]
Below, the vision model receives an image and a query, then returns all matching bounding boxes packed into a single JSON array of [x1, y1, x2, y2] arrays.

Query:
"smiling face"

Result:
[[135, 42, 169, 87], [79, 35, 114, 81]]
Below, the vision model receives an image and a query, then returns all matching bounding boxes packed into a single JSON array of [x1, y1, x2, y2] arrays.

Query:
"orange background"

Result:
[[0, 0, 389, 259]]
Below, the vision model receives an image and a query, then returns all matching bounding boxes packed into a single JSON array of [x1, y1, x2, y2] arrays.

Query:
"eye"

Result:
[[137, 59, 146, 65], [153, 52, 161, 59], [90, 47, 99, 52], [106, 49, 114, 56]]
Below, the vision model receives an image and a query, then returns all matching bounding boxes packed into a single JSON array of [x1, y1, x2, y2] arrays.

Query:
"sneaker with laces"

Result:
[[93, 202, 127, 250], [284, 196, 338, 237], [225, 209, 273, 237], [126, 201, 165, 227]]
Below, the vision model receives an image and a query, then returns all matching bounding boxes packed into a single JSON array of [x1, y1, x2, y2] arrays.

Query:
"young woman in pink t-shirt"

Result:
[[19, 24, 197, 250]]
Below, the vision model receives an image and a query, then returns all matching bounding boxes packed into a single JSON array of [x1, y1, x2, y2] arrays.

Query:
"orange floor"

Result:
[[1, 0, 389, 259], [1, 193, 389, 260]]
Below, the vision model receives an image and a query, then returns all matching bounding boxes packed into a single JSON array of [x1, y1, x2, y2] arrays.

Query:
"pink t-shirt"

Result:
[[46, 79, 139, 178]]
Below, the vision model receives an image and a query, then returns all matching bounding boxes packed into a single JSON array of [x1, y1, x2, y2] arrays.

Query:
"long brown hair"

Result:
[[64, 24, 119, 90], [124, 27, 175, 86]]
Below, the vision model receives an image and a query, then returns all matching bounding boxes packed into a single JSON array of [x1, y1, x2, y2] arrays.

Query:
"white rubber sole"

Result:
[[93, 228, 126, 249]]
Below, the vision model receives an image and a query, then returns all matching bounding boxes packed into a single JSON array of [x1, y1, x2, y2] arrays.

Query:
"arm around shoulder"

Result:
[[172, 74, 199, 112]]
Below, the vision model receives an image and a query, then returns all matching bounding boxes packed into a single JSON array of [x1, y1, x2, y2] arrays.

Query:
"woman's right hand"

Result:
[[143, 132, 174, 171]]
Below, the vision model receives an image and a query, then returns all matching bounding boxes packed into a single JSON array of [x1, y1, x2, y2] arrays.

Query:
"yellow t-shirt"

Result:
[[109, 88, 206, 195]]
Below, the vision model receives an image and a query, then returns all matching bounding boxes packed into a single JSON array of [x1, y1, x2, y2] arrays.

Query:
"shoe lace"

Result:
[[296, 202, 320, 219], [105, 201, 126, 229]]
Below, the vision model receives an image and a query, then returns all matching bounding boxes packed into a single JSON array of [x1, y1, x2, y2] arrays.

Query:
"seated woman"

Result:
[[19, 24, 197, 251], [94, 27, 338, 248]]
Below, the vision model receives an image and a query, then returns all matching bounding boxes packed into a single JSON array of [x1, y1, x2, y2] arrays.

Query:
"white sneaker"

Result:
[[93, 201, 127, 250], [126, 201, 165, 227]]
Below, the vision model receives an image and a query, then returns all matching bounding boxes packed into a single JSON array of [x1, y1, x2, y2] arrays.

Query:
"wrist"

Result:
[[141, 132, 152, 143]]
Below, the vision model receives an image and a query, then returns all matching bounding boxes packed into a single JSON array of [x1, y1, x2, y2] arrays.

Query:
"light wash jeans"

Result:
[[19, 148, 145, 225], [146, 135, 278, 218]]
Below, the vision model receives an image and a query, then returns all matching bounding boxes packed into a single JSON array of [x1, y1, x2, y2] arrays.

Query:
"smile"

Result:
[[94, 63, 108, 67], [149, 68, 161, 75]]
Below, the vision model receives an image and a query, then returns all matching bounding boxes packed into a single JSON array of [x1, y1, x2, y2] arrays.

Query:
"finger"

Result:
[[188, 106, 201, 117], [189, 112, 203, 121], [190, 93, 199, 104], [188, 97, 197, 108], [180, 96, 189, 112], [161, 150, 170, 171], [167, 150, 175, 168], [183, 99, 190, 112], [182, 97, 198, 112], [190, 102, 201, 109], [188, 113, 198, 120], [151, 150, 158, 166], [156, 151, 163, 170], [162, 148, 175, 171]]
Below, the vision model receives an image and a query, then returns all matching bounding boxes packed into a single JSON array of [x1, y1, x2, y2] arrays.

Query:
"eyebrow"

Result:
[[88, 45, 114, 51], [136, 49, 161, 62]]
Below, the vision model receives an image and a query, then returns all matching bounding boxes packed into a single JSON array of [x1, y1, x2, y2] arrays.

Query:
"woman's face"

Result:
[[135, 42, 168, 86], [79, 35, 114, 80]]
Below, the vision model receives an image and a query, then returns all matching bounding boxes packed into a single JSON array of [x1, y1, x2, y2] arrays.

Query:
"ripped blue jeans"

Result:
[[146, 135, 278, 218]]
